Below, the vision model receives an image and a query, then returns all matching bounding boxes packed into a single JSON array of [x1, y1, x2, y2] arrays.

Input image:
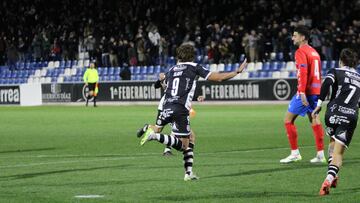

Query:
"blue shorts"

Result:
[[288, 95, 318, 117]]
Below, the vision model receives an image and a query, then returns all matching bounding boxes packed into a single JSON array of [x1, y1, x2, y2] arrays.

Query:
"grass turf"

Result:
[[0, 105, 359, 203]]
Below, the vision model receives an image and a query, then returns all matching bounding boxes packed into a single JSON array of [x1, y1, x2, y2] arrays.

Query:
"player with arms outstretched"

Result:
[[137, 44, 247, 181], [280, 26, 325, 164]]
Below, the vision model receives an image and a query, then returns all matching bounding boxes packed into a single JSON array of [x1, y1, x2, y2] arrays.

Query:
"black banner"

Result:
[[41, 79, 298, 102], [0, 85, 20, 104], [197, 79, 297, 101]]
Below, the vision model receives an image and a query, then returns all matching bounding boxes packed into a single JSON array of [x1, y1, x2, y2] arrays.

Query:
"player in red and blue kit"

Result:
[[280, 26, 325, 164]]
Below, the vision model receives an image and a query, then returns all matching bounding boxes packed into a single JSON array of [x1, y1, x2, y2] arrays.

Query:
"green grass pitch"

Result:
[[0, 104, 359, 203]]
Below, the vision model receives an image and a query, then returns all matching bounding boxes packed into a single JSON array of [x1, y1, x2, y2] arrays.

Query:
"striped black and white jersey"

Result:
[[164, 62, 211, 110], [323, 67, 360, 111]]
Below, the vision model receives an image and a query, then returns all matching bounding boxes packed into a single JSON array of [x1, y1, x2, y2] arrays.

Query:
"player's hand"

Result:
[[159, 73, 165, 81], [300, 93, 309, 106], [197, 96, 205, 102], [311, 106, 322, 119], [236, 58, 247, 74]]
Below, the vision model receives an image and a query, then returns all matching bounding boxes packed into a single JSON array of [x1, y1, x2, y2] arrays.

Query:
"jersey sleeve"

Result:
[[195, 65, 211, 80], [295, 50, 308, 94], [319, 69, 336, 101]]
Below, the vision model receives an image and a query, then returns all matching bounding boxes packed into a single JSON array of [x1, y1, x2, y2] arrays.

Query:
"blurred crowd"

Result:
[[1, 0, 360, 68]]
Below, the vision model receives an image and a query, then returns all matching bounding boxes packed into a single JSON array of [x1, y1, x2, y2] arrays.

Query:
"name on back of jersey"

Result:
[[344, 72, 360, 88], [174, 71, 183, 77]]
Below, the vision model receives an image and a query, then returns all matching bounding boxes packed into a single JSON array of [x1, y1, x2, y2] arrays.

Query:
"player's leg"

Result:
[[319, 125, 355, 196], [307, 95, 325, 163], [138, 107, 184, 151], [86, 90, 93, 106], [319, 141, 345, 195], [281, 109, 302, 163], [189, 129, 196, 149]]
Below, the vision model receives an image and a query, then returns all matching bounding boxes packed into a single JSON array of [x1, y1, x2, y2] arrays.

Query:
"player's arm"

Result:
[[83, 69, 88, 85], [154, 73, 166, 89], [207, 59, 247, 82], [295, 50, 309, 106], [311, 70, 335, 117]]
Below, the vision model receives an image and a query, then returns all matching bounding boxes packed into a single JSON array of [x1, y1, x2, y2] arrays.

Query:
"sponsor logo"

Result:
[[0, 87, 20, 104], [338, 106, 356, 115], [273, 79, 291, 100], [329, 115, 350, 125], [330, 104, 338, 112]]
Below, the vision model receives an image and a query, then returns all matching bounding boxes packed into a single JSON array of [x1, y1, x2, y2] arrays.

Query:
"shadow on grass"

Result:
[[155, 191, 315, 201], [0, 164, 132, 180], [203, 163, 324, 179], [0, 147, 56, 154]]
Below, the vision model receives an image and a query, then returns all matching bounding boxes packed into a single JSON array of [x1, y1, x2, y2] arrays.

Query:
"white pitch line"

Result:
[[74, 195, 104, 199]]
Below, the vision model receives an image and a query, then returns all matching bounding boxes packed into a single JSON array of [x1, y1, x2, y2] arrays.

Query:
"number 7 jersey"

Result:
[[164, 62, 211, 110], [326, 67, 360, 110], [295, 44, 322, 95]]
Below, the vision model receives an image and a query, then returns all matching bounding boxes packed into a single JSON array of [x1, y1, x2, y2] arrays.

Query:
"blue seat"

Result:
[[141, 66, 147, 74], [195, 55, 203, 63], [115, 67, 121, 75], [11, 72, 18, 78], [259, 71, 270, 78], [330, 60, 337, 69], [263, 62, 271, 71], [225, 64, 232, 72], [129, 66, 135, 74], [154, 65, 161, 74], [114, 75, 120, 81], [167, 56, 176, 65], [240, 54, 245, 62], [321, 61, 328, 70], [108, 67, 115, 75], [249, 72, 257, 78], [134, 66, 141, 75], [147, 66, 154, 74], [270, 62, 279, 71], [289, 71, 297, 78]]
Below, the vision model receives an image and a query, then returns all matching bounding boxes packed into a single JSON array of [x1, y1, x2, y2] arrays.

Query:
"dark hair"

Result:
[[340, 48, 358, 68], [294, 25, 310, 40], [176, 44, 195, 62]]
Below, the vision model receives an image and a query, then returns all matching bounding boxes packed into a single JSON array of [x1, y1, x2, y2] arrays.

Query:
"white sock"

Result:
[[291, 149, 300, 156], [317, 150, 324, 158], [326, 174, 334, 183]]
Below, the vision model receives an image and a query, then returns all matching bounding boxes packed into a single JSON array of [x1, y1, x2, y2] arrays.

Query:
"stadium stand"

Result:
[[0, 0, 360, 84]]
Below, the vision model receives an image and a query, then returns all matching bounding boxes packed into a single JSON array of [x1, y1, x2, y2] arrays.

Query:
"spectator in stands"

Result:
[[148, 27, 161, 65], [128, 41, 137, 66], [136, 36, 146, 66], [278, 27, 293, 61], [67, 31, 78, 60], [248, 30, 258, 62], [0, 33, 6, 65], [6, 43, 17, 71], [84, 35, 96, 60], [31, 34, 42, 61], [109, 37, 119, 67], [17, 37, 27, 62], [50, 38, 61, 61], [120, 63, 131, 80]]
